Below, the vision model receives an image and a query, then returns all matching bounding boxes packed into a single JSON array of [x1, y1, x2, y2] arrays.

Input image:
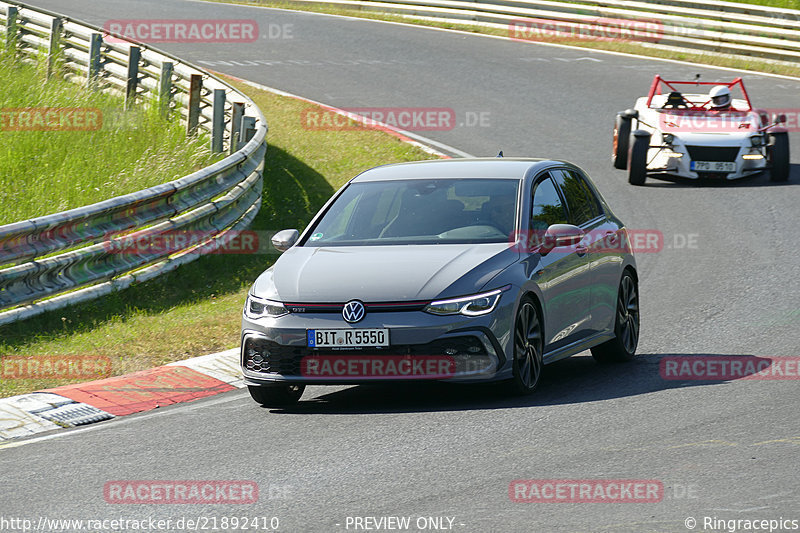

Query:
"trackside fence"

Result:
[[279, 0, 800, 65], [0, 1, 268, 326]]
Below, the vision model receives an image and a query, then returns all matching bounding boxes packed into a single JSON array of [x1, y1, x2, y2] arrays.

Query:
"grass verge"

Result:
[[722, 0, 799, 8], [0, 51, 221, 225], [0, 76, 435, 398], [200, 0, 800, 79]]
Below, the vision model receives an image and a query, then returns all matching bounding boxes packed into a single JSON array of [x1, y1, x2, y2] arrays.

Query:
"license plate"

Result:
[[691, 161, 736, 172], [307, 329, 389, 348]]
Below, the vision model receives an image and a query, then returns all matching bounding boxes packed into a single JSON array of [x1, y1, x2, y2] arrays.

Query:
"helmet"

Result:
[[709, 85, 731, 109]]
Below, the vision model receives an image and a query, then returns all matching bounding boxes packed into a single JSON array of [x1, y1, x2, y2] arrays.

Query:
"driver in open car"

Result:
[[708, 85, 732, 110]]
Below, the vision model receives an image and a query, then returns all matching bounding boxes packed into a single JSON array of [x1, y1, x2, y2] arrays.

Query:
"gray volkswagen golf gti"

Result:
[[241, 158, 639, 406]]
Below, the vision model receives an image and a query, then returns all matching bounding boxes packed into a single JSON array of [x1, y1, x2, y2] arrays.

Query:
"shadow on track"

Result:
[[264, 352, 772, 414]]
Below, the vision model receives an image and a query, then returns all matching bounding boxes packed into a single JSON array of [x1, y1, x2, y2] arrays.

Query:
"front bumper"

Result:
[[240, 307, 513, 386], [646, 144, 767, 180]]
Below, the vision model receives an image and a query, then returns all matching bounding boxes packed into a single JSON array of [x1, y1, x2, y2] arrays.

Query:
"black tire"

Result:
[[628, 133, 649, 186], [511, 298, 544, 395], [591, 271, 639, 363], [613, 114, 632, 170], [768, 132, 790, 182], [248, 384, 305, 407]]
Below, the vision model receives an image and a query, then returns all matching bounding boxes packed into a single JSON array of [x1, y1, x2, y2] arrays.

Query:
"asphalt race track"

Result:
[[2, 1, 799, 531]]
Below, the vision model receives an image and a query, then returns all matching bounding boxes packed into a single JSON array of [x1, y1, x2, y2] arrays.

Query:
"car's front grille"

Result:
[[243, 336, 487, 376], [686, 146, 740, 162], [283, 301, 429, 314]]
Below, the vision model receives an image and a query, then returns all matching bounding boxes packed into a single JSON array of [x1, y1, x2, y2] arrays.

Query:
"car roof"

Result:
[[350, 158, 568, 182]]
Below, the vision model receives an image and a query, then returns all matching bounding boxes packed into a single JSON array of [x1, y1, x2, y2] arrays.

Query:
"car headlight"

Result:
[[424, 286, 509, 316], [750, 135, 765, 147], [245, 294, 288, 319], [662, 133, 674, 144]]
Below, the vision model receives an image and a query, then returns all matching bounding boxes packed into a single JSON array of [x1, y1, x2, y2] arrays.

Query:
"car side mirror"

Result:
[[271, 229, 299, 252], [773, 113, 787, 124], [540, 224, 584, 256]]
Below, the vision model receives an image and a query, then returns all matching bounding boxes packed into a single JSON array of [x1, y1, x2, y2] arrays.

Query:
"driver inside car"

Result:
[[708, 85, 732, 110]]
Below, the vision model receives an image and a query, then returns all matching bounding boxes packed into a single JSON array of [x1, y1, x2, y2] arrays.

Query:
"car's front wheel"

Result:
[[511, 298, 544, 394], [628, 133, 649, 186], [613, 113, 632, 170], [591, 271, 639, 363], [768, 132, 790, 182], [248, 384, 305, 407]]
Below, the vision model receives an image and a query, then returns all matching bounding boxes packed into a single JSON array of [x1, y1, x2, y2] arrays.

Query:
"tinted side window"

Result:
[[553, 169, 601, 226], [530, 175, 568, 231], [572, 170, 603, 220]]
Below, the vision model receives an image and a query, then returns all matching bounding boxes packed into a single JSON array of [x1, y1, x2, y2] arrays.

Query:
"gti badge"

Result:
[[342, 300, 365, 323]]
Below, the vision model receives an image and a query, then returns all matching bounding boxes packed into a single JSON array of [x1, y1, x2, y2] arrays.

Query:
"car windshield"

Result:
[[303, 178, 519, 246]]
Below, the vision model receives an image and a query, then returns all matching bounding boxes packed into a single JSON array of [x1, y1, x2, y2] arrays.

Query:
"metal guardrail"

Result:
[[0, 1, 268, 326], [280, 0, 800, 65]]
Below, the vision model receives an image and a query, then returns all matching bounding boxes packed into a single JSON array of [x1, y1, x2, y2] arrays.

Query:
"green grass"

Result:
[[201, 0, 800, 79], [0, 51, 220, 225], [721, 0, 799, 7], [0, 76, 435, 398]]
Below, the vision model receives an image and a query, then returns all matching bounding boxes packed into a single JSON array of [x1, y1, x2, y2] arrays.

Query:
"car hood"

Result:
[[253, 244, 517, 302]]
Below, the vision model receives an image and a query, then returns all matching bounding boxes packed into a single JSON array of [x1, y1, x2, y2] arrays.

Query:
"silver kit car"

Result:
[[613, 75, 790, 185], [242, 158, 639, 406]]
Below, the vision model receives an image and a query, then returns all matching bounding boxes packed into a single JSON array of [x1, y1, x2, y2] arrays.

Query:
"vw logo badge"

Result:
[[342, 300, 365, 323]]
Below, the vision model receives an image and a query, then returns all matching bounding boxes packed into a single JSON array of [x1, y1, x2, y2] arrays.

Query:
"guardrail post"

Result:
[[240, 115, 256, 149], [211, 89, 226, 153], [187, 74, 202, 136], [125, 46, 141, 109], [87, 33, 102, 88], [229, 102, 244, 155], [158, 61, 173, 117], [46, 17, 62, 79], [5, 6, 18, 52]]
